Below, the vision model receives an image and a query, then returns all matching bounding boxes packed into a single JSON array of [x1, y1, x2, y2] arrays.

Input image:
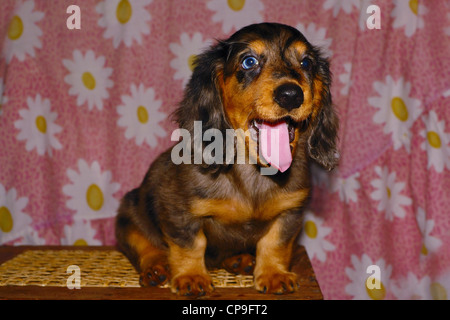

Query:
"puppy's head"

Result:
[[175, 23, 338, 171]]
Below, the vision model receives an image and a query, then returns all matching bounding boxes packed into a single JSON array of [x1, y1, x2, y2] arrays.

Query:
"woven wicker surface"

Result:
[[0, 250, 254, 288]]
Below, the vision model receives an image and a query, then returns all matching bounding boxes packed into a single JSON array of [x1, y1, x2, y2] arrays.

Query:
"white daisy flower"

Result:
[[63, 50, 114, 111], [391, 273, 431, 300], [370, 166, 412, 221], [62, 159, 121, 220], [296, 22, 333, 58], [96, 0, 152, 48], [429, 272, 450, 300], [117, 84, 167, 147], [420, 111, 450, 173], [345, 253, 392, 300], [206, 0, 264, 34], [443, 89, 450, 98], [14, 94, 63, 156], [0, 183, 30, 244], [391, 0, 428, 37], [15, 229, 46, 245], [338, 62, 352, 96], [0, 78, 8, 116], [368, 75, 422, 152], [330, 171, 360, 204], [323, 0, 359, 17], [170, 32, 212, 88], [299, 210, 335, 262], [416, 207, 442, 257], [61, 219, 102, 246], [2, 0, 44, 63]]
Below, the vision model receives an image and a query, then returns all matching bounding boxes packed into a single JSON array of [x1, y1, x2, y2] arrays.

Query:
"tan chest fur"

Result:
[[190, 188, 309, 223]]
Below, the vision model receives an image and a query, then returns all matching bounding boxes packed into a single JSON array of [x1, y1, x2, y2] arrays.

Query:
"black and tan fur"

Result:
[[116, 23, 338, 296]]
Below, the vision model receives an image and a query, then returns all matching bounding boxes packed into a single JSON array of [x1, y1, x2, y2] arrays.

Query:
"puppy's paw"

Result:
[[222, 254, 256, 275], [139, 263, 170, 287], [171, 273, 214, 297], [255, 270, 299, 294]]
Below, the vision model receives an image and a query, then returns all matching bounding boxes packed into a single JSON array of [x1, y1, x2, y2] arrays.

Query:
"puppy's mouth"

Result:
[[249, 119, 297, 143], [248, 118, 300, 172]]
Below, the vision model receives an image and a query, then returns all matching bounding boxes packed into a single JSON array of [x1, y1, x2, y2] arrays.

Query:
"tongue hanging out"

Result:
[[259, 121, 293, 172]]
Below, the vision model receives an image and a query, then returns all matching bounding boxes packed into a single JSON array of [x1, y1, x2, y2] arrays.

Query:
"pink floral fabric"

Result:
[[0, 0, 449, 299]]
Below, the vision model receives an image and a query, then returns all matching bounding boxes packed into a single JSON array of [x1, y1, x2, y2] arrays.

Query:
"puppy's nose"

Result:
[[274, 83, 304, 111]]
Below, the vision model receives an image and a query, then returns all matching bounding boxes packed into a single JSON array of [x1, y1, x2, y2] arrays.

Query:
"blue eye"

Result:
[[301, 58, 312, 70], [241, 56, 258, 70]]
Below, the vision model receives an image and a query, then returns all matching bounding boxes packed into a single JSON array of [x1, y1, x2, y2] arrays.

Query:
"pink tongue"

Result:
[[259, 121, 292, 172]]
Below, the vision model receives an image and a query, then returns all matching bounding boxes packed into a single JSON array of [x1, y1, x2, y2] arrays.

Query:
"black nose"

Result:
[[274, 83, 304, 111]]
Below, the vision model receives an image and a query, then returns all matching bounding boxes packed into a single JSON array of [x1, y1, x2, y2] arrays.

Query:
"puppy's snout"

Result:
[[274, 83, 304, 111]]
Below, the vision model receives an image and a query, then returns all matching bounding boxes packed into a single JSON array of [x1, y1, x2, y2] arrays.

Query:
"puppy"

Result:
[[116, 23, 338, 296]]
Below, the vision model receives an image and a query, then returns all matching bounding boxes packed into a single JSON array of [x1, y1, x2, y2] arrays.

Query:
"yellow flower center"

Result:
[[391, 97, 409, 122], [366, 279, 386, 300], [430, 282, 448, 300], [409, 0, 418, 15], [82, 72, 96, 90], [0, 206, 13, 233], [116, 0, 133, 24], [227, 0, 246, 11], [35, 115, 47, 134], [86, 184, 104, 211], [304, 220, 318, 239], [8, 15, 23, 40], [137, 106, 149, 124], [73, 239, 88, 246], [386, 187, 391, 199], [188, 54, 197, 72], [427, 131, 441, 149], [420, 243, 428, 255]]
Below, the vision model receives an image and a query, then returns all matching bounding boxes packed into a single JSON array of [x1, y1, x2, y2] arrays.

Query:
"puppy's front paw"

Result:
[[139, 263, 170, 287], [171, 273, 214, 297], [255, 270, 299, 294]]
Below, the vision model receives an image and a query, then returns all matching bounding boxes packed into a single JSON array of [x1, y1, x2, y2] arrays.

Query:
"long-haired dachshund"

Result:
[[116, 23, 338, 296]]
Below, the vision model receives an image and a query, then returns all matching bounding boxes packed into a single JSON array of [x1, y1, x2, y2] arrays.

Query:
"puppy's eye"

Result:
[[241, 56, 259, 70], [300, 58, 312, 71]]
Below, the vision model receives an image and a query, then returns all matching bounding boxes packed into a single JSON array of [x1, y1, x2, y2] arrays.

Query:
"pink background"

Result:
[[0, 0, 449, 299]]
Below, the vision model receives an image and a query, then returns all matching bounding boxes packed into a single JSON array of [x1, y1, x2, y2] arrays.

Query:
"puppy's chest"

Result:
[[190, 176, 309, 223]]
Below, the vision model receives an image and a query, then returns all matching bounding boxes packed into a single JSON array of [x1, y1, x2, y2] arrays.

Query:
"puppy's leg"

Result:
[[254, 216, 301, 294], [127, 229, 170, 287], [168, 230, 214, 296], [115, 189, 170, 287]]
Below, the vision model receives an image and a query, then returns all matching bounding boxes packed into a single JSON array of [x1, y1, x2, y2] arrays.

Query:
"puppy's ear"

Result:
[[172, 42, 231, 170], [307, 54, 339, 171], [174, 43, 229, 133]]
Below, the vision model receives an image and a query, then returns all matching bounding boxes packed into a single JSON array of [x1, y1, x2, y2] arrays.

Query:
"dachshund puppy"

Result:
[[116, 23, 338, 296]]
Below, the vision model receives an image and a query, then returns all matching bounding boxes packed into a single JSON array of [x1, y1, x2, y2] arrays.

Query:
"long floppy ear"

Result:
[[172, 42, 231, 169], [307, 53, 339, 171], [173, 43, 229, 134]]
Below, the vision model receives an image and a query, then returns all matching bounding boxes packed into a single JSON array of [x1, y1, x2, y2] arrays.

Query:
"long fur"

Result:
[[115, 23, 339, 296]]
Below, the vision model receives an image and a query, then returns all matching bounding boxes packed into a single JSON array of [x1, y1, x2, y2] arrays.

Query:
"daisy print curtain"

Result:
[[0, 0, 449, 300]]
